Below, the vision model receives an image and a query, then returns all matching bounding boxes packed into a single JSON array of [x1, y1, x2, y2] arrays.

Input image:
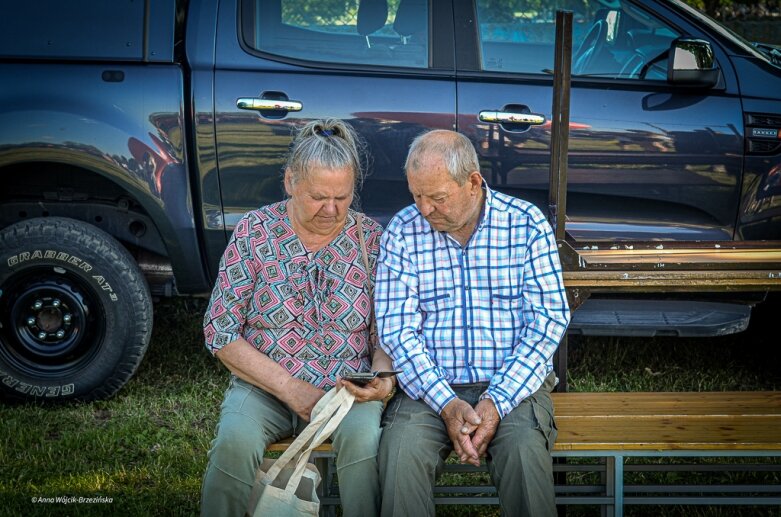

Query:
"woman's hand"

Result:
[[339, 375, 393, 403], [285, 378, 326, 421]]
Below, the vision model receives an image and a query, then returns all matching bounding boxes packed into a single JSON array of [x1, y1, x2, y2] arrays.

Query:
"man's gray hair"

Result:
[[285, 119, 366, 190], [404, 130, 480, 185]]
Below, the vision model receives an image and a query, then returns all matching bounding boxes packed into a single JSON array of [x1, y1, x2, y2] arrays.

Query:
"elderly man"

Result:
[[375, 129, 570, 516]]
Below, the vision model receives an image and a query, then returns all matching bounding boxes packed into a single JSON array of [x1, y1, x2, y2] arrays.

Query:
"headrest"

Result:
[[393, 0, 426, 37], [357, 0, 388, 36]]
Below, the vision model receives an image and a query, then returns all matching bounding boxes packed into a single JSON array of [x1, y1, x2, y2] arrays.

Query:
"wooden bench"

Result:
[[268, 391, 781, 516]]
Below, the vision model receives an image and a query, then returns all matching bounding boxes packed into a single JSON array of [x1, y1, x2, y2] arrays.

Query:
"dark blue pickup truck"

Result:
[[1, 0, 780, 401]]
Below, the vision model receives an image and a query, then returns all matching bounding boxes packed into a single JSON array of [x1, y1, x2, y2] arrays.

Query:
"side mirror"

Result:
[[668, 38, 720, 88]]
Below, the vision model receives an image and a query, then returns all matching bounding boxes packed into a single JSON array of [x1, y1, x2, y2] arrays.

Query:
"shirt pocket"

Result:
[[491, 292, 523, 310], [489, 291, 523, 337], [419, 291, 455, 313], [418, 290, 455, 338]]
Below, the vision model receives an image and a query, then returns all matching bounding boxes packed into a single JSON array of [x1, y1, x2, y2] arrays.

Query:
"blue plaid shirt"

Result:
[[375, 185, 570, 418]]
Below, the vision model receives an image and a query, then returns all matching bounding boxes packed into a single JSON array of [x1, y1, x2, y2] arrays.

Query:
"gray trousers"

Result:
[[378, 373, 558, 517], [200, 376, 383, 517]]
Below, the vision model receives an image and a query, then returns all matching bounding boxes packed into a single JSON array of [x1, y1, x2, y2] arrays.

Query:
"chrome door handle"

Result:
[[479, 110, 545, 125], [236, 98, 303, 112]]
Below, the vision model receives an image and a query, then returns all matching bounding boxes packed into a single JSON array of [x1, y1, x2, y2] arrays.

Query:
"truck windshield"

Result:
[[666, 0, 780, 68]]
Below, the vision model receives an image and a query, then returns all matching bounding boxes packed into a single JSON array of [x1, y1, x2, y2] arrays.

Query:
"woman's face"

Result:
[[285, 165, 355, 236]]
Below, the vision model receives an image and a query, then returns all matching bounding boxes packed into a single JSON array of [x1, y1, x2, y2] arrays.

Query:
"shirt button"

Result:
[[465, 285, 470, 290]]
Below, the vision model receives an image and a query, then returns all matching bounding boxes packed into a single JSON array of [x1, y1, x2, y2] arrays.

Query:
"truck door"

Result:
[[455, 0, 745, 242], [213, 0, 456, 236]]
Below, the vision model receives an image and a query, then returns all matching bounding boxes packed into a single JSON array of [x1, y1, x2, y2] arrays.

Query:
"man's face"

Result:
[[407, 155, 481, 234]]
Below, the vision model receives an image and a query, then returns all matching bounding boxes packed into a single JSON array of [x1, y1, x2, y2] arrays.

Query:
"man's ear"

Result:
[[468, 170, 483, 192]]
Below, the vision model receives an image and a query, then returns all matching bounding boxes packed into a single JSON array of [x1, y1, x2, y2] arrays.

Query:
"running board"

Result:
[[569, 299, 751, 337]]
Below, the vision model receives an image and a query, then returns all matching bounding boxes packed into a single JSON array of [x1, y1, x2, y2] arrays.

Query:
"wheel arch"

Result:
[[0, 156, 208, 295]]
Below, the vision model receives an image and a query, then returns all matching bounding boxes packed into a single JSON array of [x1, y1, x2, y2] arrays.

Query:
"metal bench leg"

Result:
[[315, 456, 337, 517], [602, 454, 624, 517], [614, 455, 624, 517], [603, 456, 614, 517]]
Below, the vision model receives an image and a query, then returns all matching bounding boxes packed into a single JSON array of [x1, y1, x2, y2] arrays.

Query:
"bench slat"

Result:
[[556, 415, 781, 450], [268, 392, 781, 453], [553, 392, 781, 416]]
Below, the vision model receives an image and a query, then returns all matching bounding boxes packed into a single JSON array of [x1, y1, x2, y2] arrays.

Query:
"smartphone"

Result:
[[341, 370, 400, 387], [341, 372, 377, 386]]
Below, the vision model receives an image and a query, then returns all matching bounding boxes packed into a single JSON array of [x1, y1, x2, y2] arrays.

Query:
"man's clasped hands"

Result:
[[440, 397, 501, 466]]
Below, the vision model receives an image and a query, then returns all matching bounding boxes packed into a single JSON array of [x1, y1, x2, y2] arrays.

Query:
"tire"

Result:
[[0, 217, 152, 402]]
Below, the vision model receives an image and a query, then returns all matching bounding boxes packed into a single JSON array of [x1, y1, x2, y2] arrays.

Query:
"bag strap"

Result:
[[262, 388, 342, 483], [251, 387, 355, 492], [355, 213, 376, 358], [245, 387, 355, 514], [286, 387, 355, 489]]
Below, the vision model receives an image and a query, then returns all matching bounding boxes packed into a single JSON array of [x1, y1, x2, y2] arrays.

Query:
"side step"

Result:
[[568, 299, 751, 337]]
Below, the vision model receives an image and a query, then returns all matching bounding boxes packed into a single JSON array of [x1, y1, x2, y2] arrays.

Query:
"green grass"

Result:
[[1, 296, 780, 516], [0, 299, 228, 516]]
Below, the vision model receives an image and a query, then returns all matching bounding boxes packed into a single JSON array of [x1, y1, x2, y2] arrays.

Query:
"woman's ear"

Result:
[[283, 168, 293, 196]]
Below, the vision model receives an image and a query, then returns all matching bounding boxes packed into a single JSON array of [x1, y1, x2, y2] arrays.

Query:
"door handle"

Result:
[[236, 98, 303, 112], [479, 110, 545, 125]]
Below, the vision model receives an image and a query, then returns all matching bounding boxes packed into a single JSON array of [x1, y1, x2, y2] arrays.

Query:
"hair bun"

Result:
[[314, 122, 343, 139], [285, 118, 367, 197]]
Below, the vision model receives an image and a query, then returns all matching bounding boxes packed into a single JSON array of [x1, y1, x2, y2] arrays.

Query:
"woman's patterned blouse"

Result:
[[203, 201, 383, 389]]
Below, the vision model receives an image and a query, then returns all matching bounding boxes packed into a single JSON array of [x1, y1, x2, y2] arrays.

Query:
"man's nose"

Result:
[[417, 199, 434, 217]]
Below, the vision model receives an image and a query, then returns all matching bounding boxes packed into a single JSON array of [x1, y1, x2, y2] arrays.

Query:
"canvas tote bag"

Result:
[[245, 386, 355, 517]]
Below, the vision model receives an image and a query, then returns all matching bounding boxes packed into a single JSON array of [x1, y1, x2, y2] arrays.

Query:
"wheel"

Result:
[[0, 217, 152, 402]]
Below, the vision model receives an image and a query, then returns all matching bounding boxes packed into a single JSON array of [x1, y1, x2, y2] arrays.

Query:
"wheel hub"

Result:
[[8, 278, 91, 361], [36, 306, 64, 332]]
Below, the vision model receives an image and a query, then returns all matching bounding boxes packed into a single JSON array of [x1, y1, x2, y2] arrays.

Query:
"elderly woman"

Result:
[[201, 119, 395, 517]]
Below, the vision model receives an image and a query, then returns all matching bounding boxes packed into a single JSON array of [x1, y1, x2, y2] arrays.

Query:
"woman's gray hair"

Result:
[[404, 130, 479, 185], [285, 119, 367, 191]]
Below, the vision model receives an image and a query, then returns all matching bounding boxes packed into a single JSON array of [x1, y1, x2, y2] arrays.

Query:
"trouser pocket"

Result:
[[530, 392, 558, 452]]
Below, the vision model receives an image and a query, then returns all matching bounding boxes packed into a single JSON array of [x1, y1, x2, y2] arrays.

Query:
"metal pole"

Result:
[[551, 14, 574, 516], [550, 10, 573, 393], [549, 10, 573, 242]]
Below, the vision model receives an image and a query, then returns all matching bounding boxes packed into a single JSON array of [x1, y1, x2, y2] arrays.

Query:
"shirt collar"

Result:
[[476, 180, 494, 233]]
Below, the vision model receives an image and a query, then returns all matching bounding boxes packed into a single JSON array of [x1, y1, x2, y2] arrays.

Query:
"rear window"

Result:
[[242, 0, 429, 69], [0, 0, 175, 62]]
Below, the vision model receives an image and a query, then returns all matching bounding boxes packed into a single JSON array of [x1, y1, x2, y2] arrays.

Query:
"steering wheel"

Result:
[[620, 49, 669, 80], [619, 52, 644, 78], [573, 19, 608, 75]]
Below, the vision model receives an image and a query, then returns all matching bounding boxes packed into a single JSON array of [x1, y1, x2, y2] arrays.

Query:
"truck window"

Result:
[[0, 0, 175, 62], [476, 0, 680, 79], [243, 0, 429, 68]]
